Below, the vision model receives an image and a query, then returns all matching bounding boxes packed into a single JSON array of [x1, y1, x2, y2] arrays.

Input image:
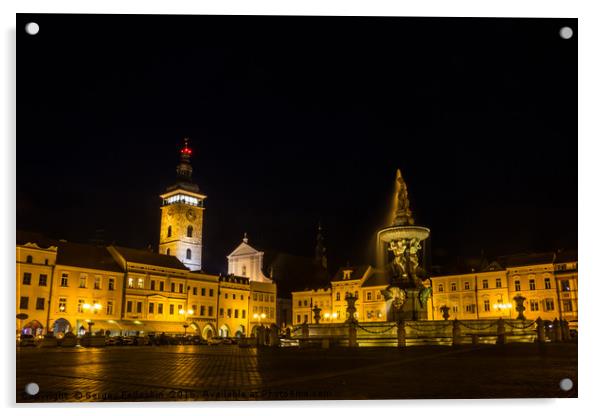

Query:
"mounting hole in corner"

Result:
[[25, 382, 39, 395], [25, 22, 40, 35], [559, 26, 573, 40], [559, 378, 573, 391]]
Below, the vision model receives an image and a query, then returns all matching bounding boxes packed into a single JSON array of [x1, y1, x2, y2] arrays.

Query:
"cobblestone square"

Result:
[[16, 343, 577, 402]]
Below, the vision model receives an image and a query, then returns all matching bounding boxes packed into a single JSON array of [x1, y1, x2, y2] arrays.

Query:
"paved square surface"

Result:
[[16, 343, 577, 402]]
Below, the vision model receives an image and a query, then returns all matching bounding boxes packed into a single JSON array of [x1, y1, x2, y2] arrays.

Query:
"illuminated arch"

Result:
[[22, 320, 43, 336], [219, 324, 230, 338], [52, 318, 72, 336]]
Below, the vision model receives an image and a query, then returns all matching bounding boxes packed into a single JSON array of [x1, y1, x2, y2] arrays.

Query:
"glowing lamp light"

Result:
[[82, 303, 91, 310], [260, 313, 266, 319], [332, 312, 338, 319], [324, 312, 330, 319], [187, 309, 194, 315], [93, 303, 102, 310], [493, 302, 513, 310], [178, 309, 185, 315], [59, 305, 65, 312], [253, 313, 259, 319]]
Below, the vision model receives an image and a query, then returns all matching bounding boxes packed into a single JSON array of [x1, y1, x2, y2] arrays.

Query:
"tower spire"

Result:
[[176, 137, 193, 180], [314, 221, 327, 269]]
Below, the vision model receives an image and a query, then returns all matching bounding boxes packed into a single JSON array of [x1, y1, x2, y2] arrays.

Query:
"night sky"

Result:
[[17, 14, 577, 275]]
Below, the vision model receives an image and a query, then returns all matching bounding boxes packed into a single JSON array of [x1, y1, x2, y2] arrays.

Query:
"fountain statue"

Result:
[[377, 169, 431, 321]]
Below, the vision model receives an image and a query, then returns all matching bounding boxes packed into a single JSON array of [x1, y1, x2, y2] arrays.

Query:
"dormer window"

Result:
[[343, 269, 352, 280]]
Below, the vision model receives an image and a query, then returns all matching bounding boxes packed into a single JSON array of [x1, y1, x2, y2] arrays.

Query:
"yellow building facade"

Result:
[[292, 265, 390, 325], [293, 252, 578, 326], [16, 142, 278, 340], [430, 252, 578, 323], [16, 240, 58, 336]]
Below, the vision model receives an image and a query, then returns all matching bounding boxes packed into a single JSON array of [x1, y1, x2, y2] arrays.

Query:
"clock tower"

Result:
[[159, 139, 207, 271]]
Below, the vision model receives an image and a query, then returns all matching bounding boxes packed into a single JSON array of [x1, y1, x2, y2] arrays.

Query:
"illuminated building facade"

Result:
[[292, 251, 578, 325], [429, 252, 578, 322], [15, 141, 277, 339]]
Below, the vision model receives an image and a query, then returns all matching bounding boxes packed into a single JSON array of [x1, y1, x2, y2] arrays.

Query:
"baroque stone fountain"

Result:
[[377, 169, 431, 321]]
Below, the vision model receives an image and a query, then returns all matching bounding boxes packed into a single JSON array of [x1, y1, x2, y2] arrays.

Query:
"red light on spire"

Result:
[[181, 137, 192, 155]]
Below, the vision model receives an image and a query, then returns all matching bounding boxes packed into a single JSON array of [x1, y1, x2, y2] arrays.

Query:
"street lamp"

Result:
[[253, 312, 267, 326]]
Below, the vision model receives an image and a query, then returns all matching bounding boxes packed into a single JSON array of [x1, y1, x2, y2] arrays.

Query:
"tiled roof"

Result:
[[56, 242, 122, 272], [16, 230, 58, 248], [111, 246, 189, 270], [361, 271, 390, 287], [498, 252, 556, 268], [331, 265, 370, 282], [555, 249, 578, 263]]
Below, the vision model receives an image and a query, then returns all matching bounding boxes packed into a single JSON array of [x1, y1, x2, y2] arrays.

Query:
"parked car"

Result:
[[280, 338, 300, 347], [189, 335, 205, 345], [134, 336, 152, 345], [222, 338, 233, 345], [569, 320, 578, 337], [208, 337, 223, 345], [105, 336, 124, 346], [122, 336, 136, 346], [19, 334, 37, 347]]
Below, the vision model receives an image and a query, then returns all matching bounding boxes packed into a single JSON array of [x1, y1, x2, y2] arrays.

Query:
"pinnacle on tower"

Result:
[[314, 222, 327, 269], [176, 137, 194, 180]]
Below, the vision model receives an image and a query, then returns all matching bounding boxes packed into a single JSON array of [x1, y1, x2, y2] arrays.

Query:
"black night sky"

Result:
[[17, 14, 577, 275]]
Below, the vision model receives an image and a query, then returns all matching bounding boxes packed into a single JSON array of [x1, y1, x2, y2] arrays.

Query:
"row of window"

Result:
[[252, 306, 274, 318], [436, 277, 569, 293], [297, 299, 331, 308], [253, 292, 274, 302], [19, 297, 114, 315], [164, 247, 193, 259], [126, 300, 215, 317], [222, 292, 244, 300], [442, 298, 568, 314], [166, 225, 194, 238], [218, 308, 248, 319], [22, 255, 50, 265], [22, 272, 116, 290], [19, 296, 45, 310]]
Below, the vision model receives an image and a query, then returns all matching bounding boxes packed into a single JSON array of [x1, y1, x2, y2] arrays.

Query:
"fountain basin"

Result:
[[377, 225, 430, 243]]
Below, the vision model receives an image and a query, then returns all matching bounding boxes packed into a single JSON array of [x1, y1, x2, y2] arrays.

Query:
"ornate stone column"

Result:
[[513, 295, 527, 320], [536, 317, 545, 343], [496, 318, 506, 345], [552, 318, 562, 342], [348, 322, 358, 347], [440, 305, 450, 320], [301, 321, 309, 338], [312, 304, 322, 325], [345, 293, 358, 323], [397, 320, 406, 347], [452, 319, 461, 346]]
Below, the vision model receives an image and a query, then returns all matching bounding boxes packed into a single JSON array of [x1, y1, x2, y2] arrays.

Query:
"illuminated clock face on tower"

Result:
[[186, 209, 197, 222]]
